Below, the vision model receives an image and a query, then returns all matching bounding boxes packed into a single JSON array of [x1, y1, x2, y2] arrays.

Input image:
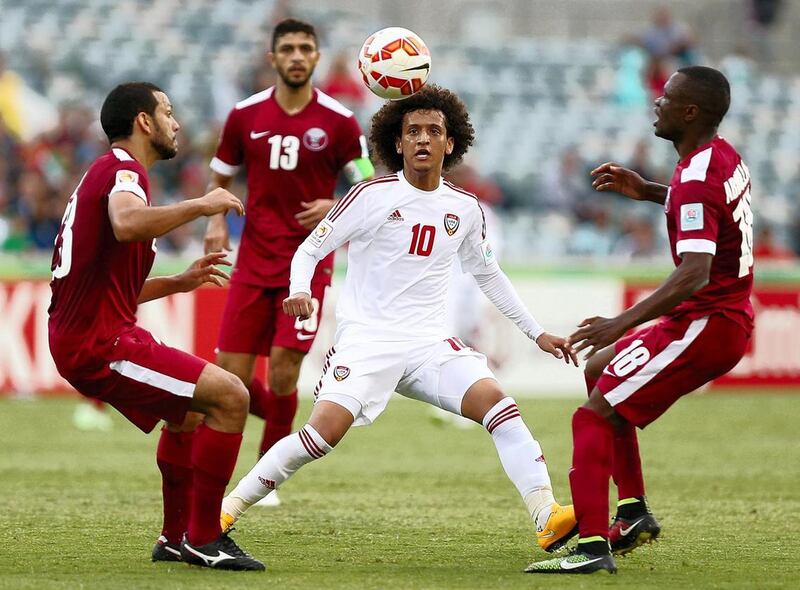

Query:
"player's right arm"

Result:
[[590, 162, 668, 204], [108, 187, 243, 242], [284, 182, 373, 318], [203, 172, 235, 253]]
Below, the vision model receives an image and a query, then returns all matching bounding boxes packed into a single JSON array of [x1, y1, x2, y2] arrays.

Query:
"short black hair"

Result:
[[100, 82, 163, 144], [677, 66, 731, 127], [271, 18, 317, 51], [369, 85, 475, 172]]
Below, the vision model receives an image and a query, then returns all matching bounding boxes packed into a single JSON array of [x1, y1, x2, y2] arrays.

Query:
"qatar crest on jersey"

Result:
[[303, 127, 329, 151], [333, 366, 350, 381], [444, 213, 460, 236]]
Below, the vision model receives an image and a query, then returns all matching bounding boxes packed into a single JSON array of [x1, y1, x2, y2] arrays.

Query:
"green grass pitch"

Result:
[[1, 393, 798, 589]]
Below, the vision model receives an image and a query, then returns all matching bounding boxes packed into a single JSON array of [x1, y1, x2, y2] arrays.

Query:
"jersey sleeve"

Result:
[[297, 182, 372, 260], [108, 164, 148, 204], [209, 108, 243, 177], [337, 115, 367, 165], [335, 115, 373, 183], [670, 180, 722, 256], [458, 202, 500, 276]]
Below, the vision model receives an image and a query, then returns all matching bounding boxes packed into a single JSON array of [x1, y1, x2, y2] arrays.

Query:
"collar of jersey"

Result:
[[397, 171, 443, 195]]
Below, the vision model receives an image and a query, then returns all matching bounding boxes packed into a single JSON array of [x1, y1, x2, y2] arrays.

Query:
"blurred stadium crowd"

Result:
[[0, 0, 796, 263]]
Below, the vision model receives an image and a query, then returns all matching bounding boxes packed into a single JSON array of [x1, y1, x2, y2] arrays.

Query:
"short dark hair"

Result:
[[100, 82, 163, 144], [677, 65, 731, 127], [271, 18, 317, 51], [369, 85, 475, 172]]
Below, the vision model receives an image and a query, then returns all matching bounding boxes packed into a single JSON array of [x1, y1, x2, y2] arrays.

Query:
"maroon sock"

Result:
[[247, 378, 270, 420], [584, 374, 599, 397], [612, 421, 645, 500], [259, 389, 298, 456], [156, 428, 194, 544], [569, 407, 614, 540], [187, 423, 242, 546]]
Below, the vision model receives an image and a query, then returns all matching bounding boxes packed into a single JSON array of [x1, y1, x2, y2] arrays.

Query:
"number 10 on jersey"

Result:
[[409, 224, 435, 257]]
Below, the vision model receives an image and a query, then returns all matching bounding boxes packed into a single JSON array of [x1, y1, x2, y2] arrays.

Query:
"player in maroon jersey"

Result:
[[527, 66, 754, 574], [48, 82, 264, 571], [203, 19, 374, 493]]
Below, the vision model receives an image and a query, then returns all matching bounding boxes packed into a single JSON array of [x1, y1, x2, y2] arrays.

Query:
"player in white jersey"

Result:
[[220, 86, 580, 558]]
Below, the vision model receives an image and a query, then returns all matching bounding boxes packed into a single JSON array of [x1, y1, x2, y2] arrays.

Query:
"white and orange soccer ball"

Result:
[[358, 27, 431, 100]]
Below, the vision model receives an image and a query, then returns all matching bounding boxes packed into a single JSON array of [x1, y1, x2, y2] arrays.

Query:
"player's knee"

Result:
[[211, 372, 250, 421], [268, 361, 302, 394]]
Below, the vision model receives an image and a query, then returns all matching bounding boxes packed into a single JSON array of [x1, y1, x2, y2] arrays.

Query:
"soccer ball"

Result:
[[358, 27, 431, 100]]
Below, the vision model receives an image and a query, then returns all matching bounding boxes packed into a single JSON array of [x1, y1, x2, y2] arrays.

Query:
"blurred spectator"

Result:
[[755, 224, 795, 262], [747, 0, 784, 67], [613, 45, 649, 108], [0, 52, 25, 140], [638, 7, 696, 65], [17, 170, 60, 250], [629, 139, 665, 184], [644, 56, 670, 99], [320, 51, 367, 112], [539, 146, 592, 217], [446, 162, 503, 207], [569, 207, 617, 257], [614, 215, 659, 259]]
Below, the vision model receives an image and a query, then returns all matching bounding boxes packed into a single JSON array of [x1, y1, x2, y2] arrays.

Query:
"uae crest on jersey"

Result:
[[444, 213, 460, 236], [333, 366, 350, 381]]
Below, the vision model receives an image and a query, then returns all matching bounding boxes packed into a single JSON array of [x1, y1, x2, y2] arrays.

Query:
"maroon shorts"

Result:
[[60, 326, 207, 433], [596, 314, 750, 428], [217, 281, 329, 356]]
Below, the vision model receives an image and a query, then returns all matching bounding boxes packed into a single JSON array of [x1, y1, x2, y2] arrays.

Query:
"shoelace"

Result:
[[218, 533, 255, 559]]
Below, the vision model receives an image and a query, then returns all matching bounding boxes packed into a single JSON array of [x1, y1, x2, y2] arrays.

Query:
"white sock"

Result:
[[483, 397, 554, 526], [225, 424, 332, 517]]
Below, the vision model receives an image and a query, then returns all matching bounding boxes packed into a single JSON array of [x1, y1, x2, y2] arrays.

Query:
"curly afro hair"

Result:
[[368, 85, 474, 172]]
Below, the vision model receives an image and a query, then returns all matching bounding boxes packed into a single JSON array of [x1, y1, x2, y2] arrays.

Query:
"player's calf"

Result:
[[474, 393, 578, 552], [221, 421, 338, 532]]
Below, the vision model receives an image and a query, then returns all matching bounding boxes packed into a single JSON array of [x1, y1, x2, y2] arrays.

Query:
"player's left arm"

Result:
[[569, 253, 712, 358], [460, 206, 577, 365], [294, 122, 374, 230], [138, 252, 231, 303], [571, 180, 720, 358]]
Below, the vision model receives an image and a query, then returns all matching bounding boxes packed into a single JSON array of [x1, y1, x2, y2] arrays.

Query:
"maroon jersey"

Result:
[[665, 136, 754, 331], [49, 147, 155, 376], [211, 87, 366, 288]]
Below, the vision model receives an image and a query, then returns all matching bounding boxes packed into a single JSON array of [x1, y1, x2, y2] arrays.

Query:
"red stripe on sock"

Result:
[[297, 429, 316, 457], [487, 410, 521, 433], [301, 427, 326, 458], [486, 404, 519, 433]]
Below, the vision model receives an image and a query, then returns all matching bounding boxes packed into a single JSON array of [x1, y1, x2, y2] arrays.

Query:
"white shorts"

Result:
[[314, 337, 496, 426]]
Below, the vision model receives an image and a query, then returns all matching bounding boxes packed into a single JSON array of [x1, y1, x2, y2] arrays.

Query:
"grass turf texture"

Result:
[[1, 393, 797, 589]]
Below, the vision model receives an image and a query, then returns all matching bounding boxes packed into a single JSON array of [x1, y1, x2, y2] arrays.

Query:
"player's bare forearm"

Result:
[[642, 181, 669, 205], [138, 253, 231, 303], [138, 276, 181, 303], [110, 188, 243, 242], [590, 162, 667, 204], [617, 253, 711, 328], [570, 253, 712, 358], [112, 198, 207, 242]]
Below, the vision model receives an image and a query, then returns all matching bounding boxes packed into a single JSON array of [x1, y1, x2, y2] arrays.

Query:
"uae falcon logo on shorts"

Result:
[[333, 366, 350, 381], [444, 213, 460, 236]]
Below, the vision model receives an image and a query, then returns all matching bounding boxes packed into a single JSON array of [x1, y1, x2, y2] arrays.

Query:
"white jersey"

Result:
[[292, 172, 500, 342]]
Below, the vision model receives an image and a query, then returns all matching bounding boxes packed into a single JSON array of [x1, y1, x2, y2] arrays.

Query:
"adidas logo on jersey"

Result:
[[387, 209, 404, 222]]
